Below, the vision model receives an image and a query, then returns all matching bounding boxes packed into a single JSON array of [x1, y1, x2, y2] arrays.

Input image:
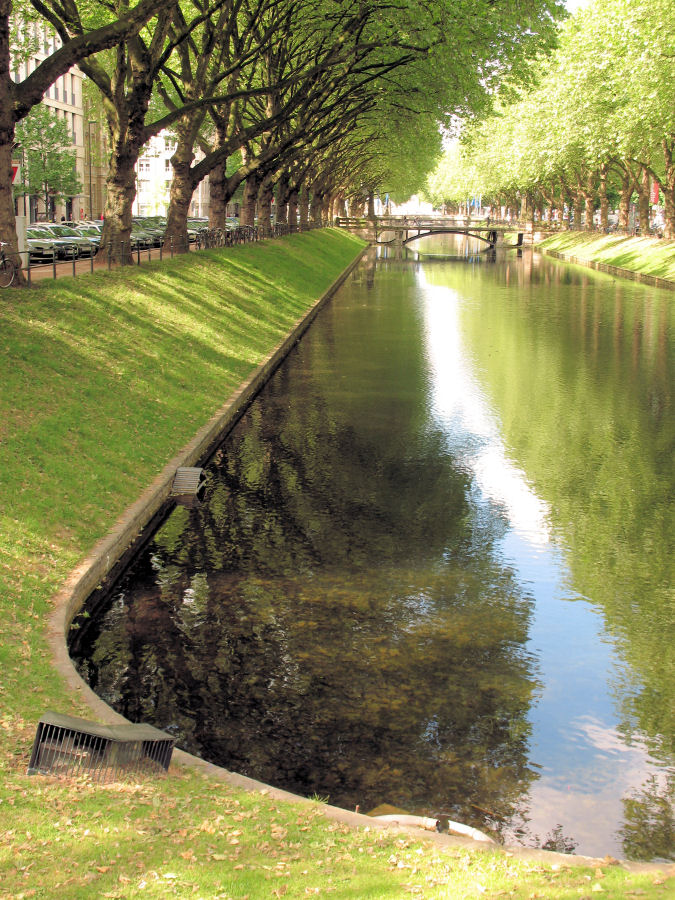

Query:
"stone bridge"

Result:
[[335, 216, 524, 249]]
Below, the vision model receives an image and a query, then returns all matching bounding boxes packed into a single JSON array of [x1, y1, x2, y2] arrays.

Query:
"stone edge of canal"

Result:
[[44, 244, 670, 872]]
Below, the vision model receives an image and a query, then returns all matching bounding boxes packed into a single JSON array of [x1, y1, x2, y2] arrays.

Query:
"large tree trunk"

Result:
[[584, 173, 595, 231], [0, 0, 170, 275], [618, 170, 632, 232], [208, 157, 229, 228], [100, 73, 154, 264], [321, 192, 332, 224], [520, 193, 528, 221], [275, 170, 290, 225], [241, 169, 260, 227], [638, 167, 650, 234], [299, 183, 310, 230], [573, 190, 583, 229], [287, 187, 298, 231], [309, 184, 322, 225], [101, 139, 140, 265], [661, 138, 675, 240], [598, 164, 609, 231], [0, 18, 24, 283], [257, 174, 275, 236], [164, 129, 198, 253], [207, 120, 232, 229], [0, 116, 23, 282]]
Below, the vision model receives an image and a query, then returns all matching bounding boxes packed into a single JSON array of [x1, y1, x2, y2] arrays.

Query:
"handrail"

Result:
[[8, 221, 322, 286]]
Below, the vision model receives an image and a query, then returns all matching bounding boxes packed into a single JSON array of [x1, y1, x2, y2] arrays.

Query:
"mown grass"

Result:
[[0, 229, 673, 898], [536, 231, 675, 281]]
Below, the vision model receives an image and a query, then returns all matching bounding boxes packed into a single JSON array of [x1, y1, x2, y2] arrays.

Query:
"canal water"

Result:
[[70, 237, 674, 860]]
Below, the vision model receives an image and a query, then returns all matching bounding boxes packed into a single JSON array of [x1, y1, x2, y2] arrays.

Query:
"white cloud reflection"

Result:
[[421, 282, 551, 546], [523, 716, 670, 856]]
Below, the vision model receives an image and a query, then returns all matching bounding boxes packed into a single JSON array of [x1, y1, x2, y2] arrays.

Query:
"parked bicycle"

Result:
[[196, 227, 225, 249], [0, 242, 20, 287]]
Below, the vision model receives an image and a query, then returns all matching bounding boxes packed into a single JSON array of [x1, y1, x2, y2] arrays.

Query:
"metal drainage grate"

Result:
[[28, 711, 175, 782], [171, 466, 205, 498]]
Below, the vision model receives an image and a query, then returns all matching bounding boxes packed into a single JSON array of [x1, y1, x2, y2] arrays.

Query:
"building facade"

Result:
[[12, 20, 106, 222], [133, 132, 210, 219], [12, 23, 213, 224]]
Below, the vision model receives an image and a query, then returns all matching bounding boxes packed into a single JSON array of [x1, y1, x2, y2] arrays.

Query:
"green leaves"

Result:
[[14, 105, 82, 206]]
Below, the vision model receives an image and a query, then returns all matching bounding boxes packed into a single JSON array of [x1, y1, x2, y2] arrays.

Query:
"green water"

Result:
[[71, 239, 674, 860]]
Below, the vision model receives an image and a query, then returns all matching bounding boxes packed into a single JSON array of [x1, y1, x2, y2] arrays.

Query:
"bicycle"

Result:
[[0, 242, 20, 287]]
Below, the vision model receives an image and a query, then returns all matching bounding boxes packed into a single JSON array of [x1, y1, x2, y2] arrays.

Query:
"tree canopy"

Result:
[[425, 0, 675, 236], [0, 0, 567, 266]]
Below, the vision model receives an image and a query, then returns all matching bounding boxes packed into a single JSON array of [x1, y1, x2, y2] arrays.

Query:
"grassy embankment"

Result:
[[536, 231, 675, 283], [1, 229, 673, 898]]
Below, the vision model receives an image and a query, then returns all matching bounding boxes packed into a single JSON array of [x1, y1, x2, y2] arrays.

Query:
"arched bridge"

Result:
[[335, 216, 524, 249]]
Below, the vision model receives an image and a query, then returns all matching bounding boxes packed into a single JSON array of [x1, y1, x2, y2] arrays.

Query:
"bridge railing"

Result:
[[334, 215, 584, 233], [335, 215, 525, 230]]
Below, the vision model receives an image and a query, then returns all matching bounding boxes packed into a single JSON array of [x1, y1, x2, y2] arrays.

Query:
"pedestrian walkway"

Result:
[[24, 241, 197, 284], [22, 221, 306, 285]]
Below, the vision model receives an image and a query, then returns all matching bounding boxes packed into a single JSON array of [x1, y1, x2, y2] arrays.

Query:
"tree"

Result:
[[14, 104, 81, 219], [0, 0, 173, 275], [3, 0, 565, 272], [427, 0, 675, 235]]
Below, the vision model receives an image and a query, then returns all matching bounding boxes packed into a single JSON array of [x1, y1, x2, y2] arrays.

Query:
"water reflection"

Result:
[[419, 253, 674, 858], [71, 243, 674, 860]]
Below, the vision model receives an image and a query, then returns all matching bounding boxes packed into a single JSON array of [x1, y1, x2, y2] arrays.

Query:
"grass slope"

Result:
[[536, 232, 675, 282], [0, 230, 672, 898]]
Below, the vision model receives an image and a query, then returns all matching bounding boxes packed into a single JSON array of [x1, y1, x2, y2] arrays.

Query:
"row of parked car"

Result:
[[25, 216, 212, 264], [26, 221, 101, 263]]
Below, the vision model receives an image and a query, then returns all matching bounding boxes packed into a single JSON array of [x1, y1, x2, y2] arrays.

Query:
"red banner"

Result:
[[11, 164, 18, 183], [651, 180, 660, 205]]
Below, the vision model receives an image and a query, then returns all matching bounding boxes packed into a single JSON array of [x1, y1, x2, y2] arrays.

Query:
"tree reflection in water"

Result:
[[73, 385, 541, 838]]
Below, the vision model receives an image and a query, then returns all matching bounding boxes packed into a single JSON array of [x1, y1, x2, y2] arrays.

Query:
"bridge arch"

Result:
[[401, 228, 497, 247]]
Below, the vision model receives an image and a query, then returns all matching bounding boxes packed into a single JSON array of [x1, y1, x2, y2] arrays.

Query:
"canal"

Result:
[[70, 238, 674, 860]]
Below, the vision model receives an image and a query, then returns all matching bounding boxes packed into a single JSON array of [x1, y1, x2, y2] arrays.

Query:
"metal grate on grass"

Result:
[[28, 711, 175, 782]]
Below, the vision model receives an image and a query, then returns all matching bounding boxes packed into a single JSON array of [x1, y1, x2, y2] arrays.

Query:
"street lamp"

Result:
[[87, 120, 96, 219]]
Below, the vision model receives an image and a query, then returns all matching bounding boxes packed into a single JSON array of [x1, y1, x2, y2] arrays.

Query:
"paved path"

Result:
[[25, 243, 197, 284]]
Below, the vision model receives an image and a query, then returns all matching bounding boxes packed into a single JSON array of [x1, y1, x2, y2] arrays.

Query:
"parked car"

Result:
[[132, 217, 164, 247], [25, 228, 57, 263], [34, 223, 97, 257], [74, 224, 103, 250], [28, 226, 79, 259]]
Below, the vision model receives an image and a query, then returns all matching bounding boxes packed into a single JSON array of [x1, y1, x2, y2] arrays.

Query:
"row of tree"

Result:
[[425, 0, 675, 239], [1, 0, 565, 271]]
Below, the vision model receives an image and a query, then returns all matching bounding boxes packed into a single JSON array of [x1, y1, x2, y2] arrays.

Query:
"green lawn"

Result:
[[536, 231, 675, 282], [0, 229, 673, 898]]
